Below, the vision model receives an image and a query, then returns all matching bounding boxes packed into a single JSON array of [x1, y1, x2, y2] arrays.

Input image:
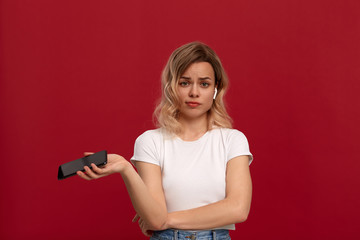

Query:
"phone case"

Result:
[[58, 150, 107, 180]]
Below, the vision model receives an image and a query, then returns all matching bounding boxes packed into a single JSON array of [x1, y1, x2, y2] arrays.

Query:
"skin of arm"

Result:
[[163, 155, 252, 230], [123, 161, 168, 230], [77, 153, 167, 230]]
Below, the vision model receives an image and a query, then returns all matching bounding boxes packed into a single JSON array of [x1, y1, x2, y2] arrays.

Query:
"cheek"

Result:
[[204, 91, 214, 101], [203, 92, 214, 107], [177, 89, 188, 101]]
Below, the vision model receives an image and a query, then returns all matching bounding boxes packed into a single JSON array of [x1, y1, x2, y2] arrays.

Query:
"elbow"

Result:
[[147, 215, 168, 231], [149, 222, 165, 231], [149, 221, 167, 231], [236, 212, 249, 223], [233, 205, 250, 223]]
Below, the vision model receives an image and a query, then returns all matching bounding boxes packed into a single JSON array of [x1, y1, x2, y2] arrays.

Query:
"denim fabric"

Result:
[[150, 229, 231, 240]]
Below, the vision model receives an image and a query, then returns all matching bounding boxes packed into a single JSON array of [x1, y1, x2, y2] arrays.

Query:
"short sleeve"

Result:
[[227, 129, 253, 165], [130, 130, 160, 166]]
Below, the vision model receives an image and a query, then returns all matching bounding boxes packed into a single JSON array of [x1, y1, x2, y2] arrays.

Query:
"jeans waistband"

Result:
[[151, 229, 230, 240]]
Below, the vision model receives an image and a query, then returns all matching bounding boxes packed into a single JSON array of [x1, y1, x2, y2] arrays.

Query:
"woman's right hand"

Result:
[[132, 213, 154, 237], [77, 152, 131, 180]]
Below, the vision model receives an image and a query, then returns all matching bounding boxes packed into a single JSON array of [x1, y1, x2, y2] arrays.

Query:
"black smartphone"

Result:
[[58, 150, 107, 180]]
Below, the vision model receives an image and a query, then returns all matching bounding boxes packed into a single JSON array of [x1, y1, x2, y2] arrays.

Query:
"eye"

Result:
[[179, 81, 189, 87], [200, 82, 210, 87]]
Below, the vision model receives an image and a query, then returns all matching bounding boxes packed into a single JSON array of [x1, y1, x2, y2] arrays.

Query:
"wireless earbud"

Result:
[[213, 88, 218, 100]]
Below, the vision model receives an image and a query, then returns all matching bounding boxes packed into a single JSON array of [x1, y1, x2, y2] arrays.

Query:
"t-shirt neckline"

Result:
[[175, 130, 210, 143]]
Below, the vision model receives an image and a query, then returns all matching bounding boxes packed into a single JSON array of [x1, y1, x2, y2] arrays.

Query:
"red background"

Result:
[[1, 0, 359, 239]]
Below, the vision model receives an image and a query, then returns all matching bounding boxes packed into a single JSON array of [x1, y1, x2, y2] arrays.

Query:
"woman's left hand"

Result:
[[132, 214, 154, 237]]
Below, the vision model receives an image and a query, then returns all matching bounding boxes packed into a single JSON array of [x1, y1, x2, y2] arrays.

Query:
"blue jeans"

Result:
[[150, 229, 231, 240]]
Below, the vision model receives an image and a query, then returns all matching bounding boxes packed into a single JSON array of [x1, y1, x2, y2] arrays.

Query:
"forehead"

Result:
[[181, 62, 215, 77]]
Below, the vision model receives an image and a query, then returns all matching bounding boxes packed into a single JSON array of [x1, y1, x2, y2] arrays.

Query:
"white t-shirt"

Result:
[[130, 127, 253, 230]]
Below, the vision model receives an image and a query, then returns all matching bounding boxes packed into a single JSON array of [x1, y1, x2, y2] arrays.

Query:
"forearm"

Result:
[[120, 165, 167, 229], [166, 198, 249, 230]]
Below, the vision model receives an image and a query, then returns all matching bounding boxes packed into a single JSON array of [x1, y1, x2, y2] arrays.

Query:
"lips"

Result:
[[186, 101, 200, 107]]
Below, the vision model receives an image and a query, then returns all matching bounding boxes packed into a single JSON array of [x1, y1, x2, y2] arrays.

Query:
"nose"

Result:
[[189, 84, 199, 98]]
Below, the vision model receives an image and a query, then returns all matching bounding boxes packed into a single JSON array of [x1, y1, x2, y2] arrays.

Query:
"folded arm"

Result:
[[121, 161, 168, 230], [164, 155, 252, 230]]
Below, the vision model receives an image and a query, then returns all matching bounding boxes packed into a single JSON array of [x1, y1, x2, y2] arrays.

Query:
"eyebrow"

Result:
[[199, 77, 212, 81], [180, 76, 213, 81]]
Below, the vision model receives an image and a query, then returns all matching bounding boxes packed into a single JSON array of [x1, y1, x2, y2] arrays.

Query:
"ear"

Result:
[[213, 88, 218, 100]]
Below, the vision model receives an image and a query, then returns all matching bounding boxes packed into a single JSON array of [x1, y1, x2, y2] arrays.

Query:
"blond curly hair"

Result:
[[153, 42, 232, 134]]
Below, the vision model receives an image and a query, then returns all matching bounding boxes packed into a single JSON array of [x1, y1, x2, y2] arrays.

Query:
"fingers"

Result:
[[139, 219, 147, 236], [83, 166, 100, 179], [139, 219, 152, 237], [133, 215, 152, 237], [91, 163, 105, 175], [76, 162, 107, 181], [84, 152, 94, 156], [132, 214, 140, 223], [77, 171, 92, 181], [139, 219, 145, 229]]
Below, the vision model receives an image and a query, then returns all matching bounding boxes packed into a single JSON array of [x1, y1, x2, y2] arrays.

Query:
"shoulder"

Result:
[[212, 127, 253, 162], [135, 129, 163, 143], [132, 129, 164, 166], [210, 127, 249, 142]]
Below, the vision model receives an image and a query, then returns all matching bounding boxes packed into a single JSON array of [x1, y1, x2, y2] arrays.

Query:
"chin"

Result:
[[181, 112, 207, 120]]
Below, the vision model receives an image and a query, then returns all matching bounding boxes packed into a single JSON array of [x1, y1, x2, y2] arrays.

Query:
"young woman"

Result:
[[77, 42, 253, 240]]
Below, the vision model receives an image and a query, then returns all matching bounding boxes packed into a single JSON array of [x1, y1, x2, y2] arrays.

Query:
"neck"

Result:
[[177, 114, 209, 141]]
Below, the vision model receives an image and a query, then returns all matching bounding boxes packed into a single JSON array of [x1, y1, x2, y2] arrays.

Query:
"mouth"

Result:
[[186, 101, 201, 108]]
